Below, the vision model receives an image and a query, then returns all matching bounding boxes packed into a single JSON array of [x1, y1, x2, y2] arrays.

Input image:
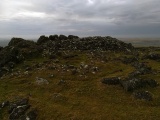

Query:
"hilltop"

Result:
[[0, 35, 160, 120]]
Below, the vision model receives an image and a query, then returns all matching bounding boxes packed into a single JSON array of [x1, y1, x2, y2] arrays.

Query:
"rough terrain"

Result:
[[0, 35, 160, 120]]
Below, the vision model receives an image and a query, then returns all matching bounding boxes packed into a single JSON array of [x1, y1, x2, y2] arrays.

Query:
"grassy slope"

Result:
[[0, 50, 160, 120]]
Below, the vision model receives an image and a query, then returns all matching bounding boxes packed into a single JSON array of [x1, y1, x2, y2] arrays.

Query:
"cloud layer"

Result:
[[0, 0, 160, 38]]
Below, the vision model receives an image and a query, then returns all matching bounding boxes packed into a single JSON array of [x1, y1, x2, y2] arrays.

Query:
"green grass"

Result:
[[0, 50, 160, 120]]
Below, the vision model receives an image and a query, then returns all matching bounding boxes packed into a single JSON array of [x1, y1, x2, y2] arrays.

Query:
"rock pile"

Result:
[[0, 35, 135, 78], [39, 35, 134, 52], [0, 98, 37, 120]]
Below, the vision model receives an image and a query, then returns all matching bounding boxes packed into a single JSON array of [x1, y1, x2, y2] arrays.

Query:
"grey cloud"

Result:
[[0, 0, 160, 38]]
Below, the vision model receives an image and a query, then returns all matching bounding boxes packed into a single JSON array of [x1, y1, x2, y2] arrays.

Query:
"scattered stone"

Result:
[[36, 77, 49, 85], [133, 91, 153, 101], [101, 77, 121, 85]]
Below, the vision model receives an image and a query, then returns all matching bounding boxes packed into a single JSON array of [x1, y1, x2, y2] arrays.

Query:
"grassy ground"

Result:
[[0, 50, 160, 120]]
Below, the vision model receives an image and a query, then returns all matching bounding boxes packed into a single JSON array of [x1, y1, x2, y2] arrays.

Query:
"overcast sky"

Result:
[[0, 0, 160, 38]]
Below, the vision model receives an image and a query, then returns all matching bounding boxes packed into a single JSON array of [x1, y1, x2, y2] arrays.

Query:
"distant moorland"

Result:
[[0, 37, 160, 47], [119, 38, 160, 47]]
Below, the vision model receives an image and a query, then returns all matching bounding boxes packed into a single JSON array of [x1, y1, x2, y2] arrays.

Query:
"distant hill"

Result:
[[0, 39, 10, 47], [119, 38, 160, 47]]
